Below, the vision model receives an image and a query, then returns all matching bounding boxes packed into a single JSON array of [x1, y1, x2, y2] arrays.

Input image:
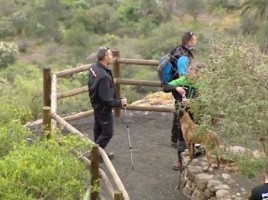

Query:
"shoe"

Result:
[[99, 152, 114, 163], [107, 152, 114, 160], [171, 141, 177, 148], [172, 160, 181, 170]]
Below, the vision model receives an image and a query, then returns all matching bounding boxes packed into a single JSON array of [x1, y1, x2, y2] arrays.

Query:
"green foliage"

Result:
[[121, 85, 143, 103], [0, 17, 16, 38], [0, 103, 32, 125], [191, 37, 268, 157], [11, 11, 27, 35], [132, 69, 159, 93], [242, 0, 268, 22], [182, 0, 205, 21], [236, 152, 266, 178], [256, 20, 268, 53], [0, 135, 92, 199], [0, 120, 31, 158], [116, 2, 140, 23], [0, 42, 18, 69], [0, 64, 42, 119]]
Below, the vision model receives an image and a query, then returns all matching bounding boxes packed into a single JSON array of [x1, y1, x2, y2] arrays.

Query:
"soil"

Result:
[[70, 110, 261, 200]]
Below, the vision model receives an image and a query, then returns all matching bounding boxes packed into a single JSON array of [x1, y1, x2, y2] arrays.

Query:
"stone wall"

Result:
[[180, 150, 249, 200]]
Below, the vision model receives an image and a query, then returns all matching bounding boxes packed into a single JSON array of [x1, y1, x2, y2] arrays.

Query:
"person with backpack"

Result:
[[161, 31, 197, 170], [88, 46, 128, 160]]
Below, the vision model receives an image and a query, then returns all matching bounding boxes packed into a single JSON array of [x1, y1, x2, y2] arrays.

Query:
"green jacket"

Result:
[[168, 76, 198, 88]]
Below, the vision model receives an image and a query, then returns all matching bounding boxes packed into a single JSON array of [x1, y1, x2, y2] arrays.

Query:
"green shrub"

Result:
[[0, 120, 31, 158], [0, 17, 16, 38], [0, 42, 18, 69], [0, 103, 32, 125], [0, 64, 42, 119], [0, 135, 92, 199], [191, 37, 268, 157], [237, 152, 266, 179]]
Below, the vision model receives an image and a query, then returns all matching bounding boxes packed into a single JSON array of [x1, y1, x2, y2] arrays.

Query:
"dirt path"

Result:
[[72, 110, 188, 200], [70, 108, 262, 200]]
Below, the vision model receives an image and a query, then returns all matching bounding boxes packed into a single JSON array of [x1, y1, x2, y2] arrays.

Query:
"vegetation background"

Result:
[[0, 0, 267, 198]]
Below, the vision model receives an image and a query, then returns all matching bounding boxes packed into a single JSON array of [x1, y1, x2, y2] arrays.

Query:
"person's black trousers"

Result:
[[93, 109, 113, 149]]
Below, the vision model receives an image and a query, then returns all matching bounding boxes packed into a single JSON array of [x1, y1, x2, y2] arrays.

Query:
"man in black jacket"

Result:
[[88, 47, 127, 158]]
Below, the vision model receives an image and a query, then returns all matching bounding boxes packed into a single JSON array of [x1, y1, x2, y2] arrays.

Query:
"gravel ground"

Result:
[[71, 110, 188, 200]]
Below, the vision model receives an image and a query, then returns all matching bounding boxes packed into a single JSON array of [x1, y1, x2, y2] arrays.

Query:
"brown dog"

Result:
[[179, 109, 220, 171]]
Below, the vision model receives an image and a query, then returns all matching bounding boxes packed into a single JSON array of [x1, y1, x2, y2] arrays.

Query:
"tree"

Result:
[[191, 37, 268, 157], [242, 0, 268, 22], [0, 42, 18, 69], [181, 0, 205, 21]]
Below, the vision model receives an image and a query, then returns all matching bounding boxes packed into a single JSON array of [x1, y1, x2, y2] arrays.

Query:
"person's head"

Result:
[[97, 46, 113, 66], [181, 31, 197, 50]]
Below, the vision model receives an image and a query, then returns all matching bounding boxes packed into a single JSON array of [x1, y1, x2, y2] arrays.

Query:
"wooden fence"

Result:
[[42, 50, 175, 200]]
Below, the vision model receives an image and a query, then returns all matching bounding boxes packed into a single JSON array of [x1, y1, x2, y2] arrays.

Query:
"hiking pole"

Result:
[[124, 106, 134, 169]]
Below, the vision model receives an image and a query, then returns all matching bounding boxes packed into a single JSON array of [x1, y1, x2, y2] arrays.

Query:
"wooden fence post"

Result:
[[114, 191, 123, 200], [43, 68, 51, 107], [91, 145, 100, 200], [42, 106, 51, 139], [112, 50, 121, 117]]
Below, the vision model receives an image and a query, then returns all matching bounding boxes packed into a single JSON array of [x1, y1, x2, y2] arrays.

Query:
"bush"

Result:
[[0, 120, 31, 158], [191, 37, 268, 157], [0, 135, 92, 199], [0, 42, 18, 69], [0, 64, 43, 119]]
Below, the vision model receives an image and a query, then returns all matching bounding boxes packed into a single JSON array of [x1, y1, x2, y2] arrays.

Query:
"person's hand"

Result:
[[176, 87, 186, 96], [121, 98, 127, 108]]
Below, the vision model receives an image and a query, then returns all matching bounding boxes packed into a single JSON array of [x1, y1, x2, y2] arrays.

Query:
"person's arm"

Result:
[[98, 77, 122, 108], [177, 56, 190, 75], [168, 76, 189, 86], [162, 84, 177, 93]]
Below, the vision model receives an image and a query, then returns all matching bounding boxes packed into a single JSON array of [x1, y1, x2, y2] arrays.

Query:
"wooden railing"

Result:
[[42, 50, 175, 200]]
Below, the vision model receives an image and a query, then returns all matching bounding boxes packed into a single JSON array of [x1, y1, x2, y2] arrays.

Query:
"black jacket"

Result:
[[88, 61, 122, 111]]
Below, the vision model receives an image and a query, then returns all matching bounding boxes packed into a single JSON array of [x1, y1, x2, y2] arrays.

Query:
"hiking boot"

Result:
[[107, 152, 114, 160], [99, 152, 114, 163], [172, 160, 181, 170], [171, 141, 177, 148]]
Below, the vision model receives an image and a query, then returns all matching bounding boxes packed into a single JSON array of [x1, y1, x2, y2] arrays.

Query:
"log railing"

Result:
[[42, 50, 175, 200]]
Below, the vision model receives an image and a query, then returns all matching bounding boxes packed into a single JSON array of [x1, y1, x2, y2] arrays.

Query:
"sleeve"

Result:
[[177, 56, 190, 75], [168, 76, 189, 86], [248, 187, 257, 200], [98, 77, 122, 108]]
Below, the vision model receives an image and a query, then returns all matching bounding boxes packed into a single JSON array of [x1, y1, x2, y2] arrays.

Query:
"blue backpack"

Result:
[[157, 54, 178, 85]]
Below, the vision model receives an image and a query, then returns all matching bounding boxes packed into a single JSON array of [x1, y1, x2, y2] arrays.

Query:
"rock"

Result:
[[195, 174, 214, 191], [207, 179, 223, 192], [187, 165, 203, 181], [204, 189, 214, 199], [191, 189, 205, 200], [222, 174, 231, 180], [215, 184, 231, 190], [216, 189, 231, 200]]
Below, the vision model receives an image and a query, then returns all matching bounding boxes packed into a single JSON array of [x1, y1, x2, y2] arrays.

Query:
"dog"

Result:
[[179, 109, 220, 171]]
